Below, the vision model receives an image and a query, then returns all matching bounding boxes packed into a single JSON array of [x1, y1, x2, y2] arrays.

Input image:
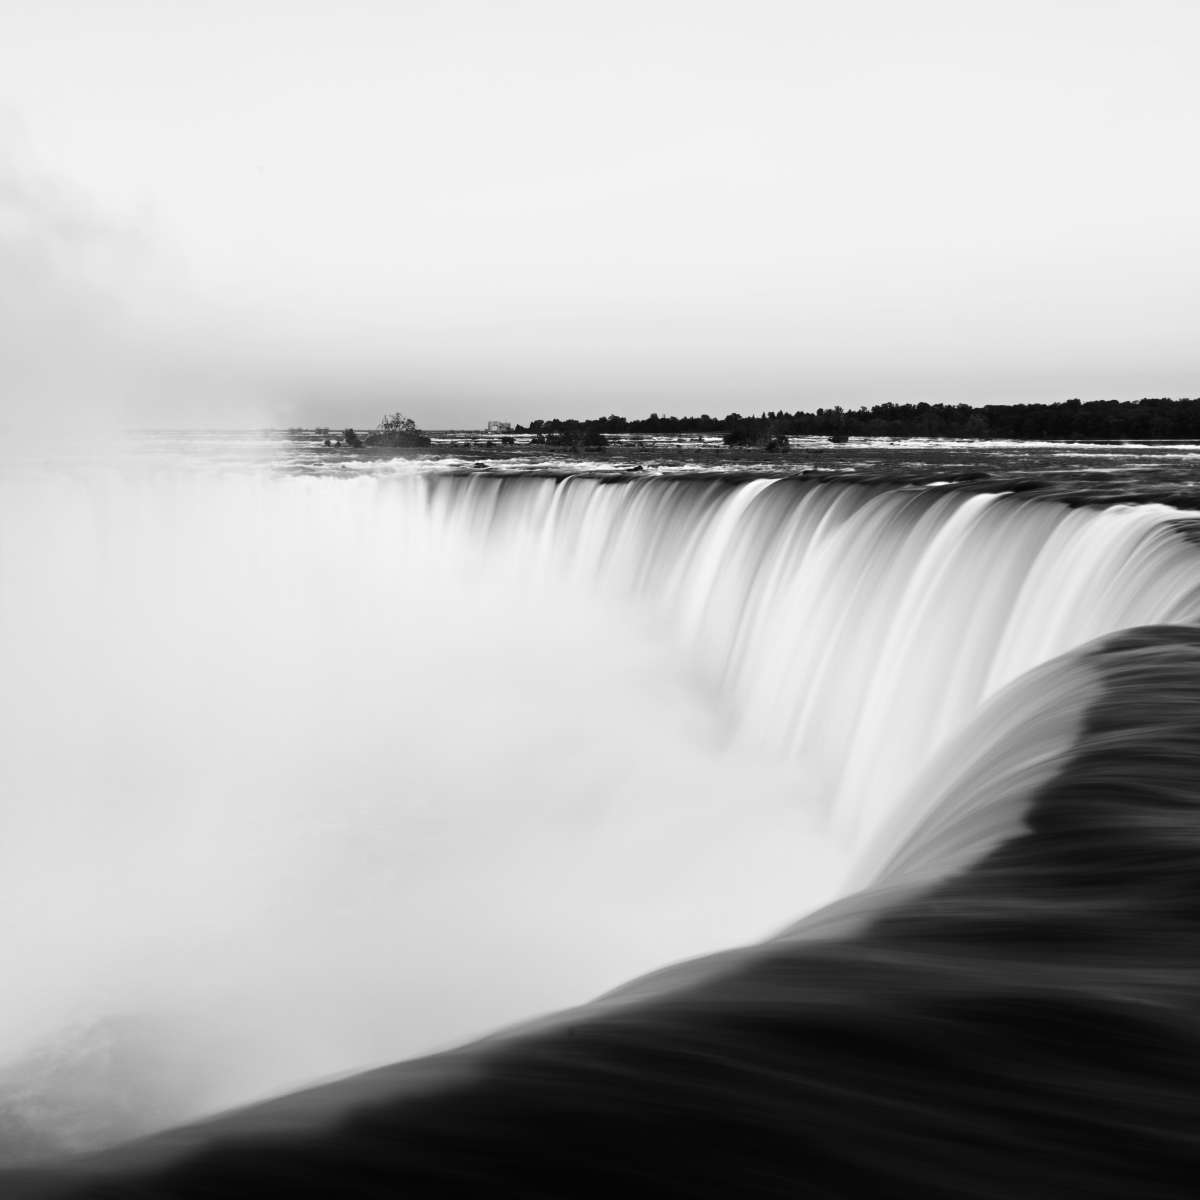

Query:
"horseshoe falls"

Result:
[[3, 447, 1200, 1197]]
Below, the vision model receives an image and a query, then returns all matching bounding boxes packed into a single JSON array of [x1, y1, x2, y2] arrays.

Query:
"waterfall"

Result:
[[416, 473, 1200, 838], [1, 457, 1198, 1162]]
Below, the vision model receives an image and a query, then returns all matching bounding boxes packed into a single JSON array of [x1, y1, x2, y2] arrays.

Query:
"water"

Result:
[[1, 432, 1197, 1164]]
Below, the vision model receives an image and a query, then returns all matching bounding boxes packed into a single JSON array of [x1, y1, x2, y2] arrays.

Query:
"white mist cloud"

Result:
[[0, 142, 282, 431], [0, 151, 140, 428], [0, 465, 845, 1147]]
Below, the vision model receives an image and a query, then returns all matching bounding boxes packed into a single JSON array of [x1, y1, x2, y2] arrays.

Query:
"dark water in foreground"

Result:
[[3, 436, 1200, 1195]]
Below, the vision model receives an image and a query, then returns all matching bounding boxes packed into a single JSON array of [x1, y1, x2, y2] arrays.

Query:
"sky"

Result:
[[1, 0, 1198, 428]]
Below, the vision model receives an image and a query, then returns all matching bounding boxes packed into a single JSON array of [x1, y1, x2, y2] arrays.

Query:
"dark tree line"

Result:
[[519, 397, 1200, 441]]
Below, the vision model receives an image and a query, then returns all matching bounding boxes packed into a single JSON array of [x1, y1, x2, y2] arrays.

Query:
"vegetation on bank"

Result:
[[325, 414, 430, 449], [365, 412, 431, 447], [519, 397, 1200, 442]]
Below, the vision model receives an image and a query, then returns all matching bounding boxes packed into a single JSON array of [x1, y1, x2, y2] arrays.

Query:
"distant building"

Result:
[[487, 420, 513, 434]]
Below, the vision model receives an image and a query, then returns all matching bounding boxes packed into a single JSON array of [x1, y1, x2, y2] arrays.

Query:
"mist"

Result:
[[0, 456, 847, 1147]]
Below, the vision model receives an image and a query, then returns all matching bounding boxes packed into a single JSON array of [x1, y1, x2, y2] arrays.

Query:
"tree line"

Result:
[[519, 397, 1200, 441]]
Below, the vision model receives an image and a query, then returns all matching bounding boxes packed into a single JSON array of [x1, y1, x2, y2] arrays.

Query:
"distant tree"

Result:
[[343, 427, 362, 447], [379, 413, 418, 435], [963, 412, 989, 438]]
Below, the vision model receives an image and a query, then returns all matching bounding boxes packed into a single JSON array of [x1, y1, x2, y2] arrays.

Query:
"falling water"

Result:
[[1, 451, 1197, 1160], [417, 473, 1200, 834]]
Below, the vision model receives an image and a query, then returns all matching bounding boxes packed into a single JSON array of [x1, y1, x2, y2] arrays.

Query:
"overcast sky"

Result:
[[2, 0, 1198, 427]]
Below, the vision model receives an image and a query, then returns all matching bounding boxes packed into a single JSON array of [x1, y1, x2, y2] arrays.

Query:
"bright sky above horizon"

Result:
[[2, 0, 1198, 428]]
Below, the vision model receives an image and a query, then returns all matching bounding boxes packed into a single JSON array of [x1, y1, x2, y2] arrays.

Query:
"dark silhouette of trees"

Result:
[[363, 413, 431, 447], [517, 398, 1200, 443], [379, 413, 418, 435]]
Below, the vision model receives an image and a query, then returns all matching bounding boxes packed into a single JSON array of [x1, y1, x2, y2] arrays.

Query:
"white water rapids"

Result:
[[1, 453, 1197, 1153]]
